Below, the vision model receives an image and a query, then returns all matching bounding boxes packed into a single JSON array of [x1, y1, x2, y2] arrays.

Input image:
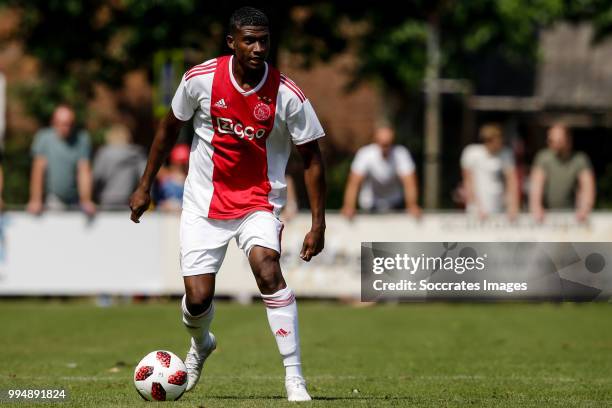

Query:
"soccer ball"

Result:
[[133, 350, 188, 401]]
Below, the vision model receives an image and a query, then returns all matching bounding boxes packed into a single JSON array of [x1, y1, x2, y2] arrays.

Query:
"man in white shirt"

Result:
[[341, 126, 421, 218], [460, 123, 519, 220]]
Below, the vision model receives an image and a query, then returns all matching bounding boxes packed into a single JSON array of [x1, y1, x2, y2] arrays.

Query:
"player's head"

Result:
[[547, 123, 572, 155], [479, 123, 503, 154], [51, 104, 76, 139], [373, 126, 395, 157], [226, 7, 270, 71]]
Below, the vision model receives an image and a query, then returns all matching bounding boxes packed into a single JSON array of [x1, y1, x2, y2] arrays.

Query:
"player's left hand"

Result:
[[300, 227, 325, 262]]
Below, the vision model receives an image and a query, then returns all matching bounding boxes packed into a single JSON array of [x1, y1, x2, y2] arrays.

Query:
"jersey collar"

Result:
[[229, 55, 269, 96]]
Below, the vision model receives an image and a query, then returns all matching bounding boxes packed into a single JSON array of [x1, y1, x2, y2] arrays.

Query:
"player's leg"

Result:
[[182, 274, 217, 392], [182, 273, 216, 346], [249, 246, 311, 401], [180, 211, 231, 392], [237, 211, 311, 401]]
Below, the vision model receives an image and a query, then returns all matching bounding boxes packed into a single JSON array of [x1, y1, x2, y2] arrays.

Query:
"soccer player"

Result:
[[129, 7, 326, 402]]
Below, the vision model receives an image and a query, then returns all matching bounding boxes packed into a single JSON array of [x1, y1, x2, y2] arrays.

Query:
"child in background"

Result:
[[156, 144, 189, 212]]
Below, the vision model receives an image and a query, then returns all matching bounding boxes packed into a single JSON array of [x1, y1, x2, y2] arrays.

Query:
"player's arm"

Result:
[[129, 110, 184, 223], [296, 140, 326, 261]]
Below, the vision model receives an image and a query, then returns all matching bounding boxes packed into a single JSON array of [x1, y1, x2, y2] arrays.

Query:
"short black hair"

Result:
[[229, 6, 269, 34]]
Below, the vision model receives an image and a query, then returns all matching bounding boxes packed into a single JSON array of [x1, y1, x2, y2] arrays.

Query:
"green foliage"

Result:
[[4, 1, 612, 206], [6, 1, 612, 120], [596, 162, 612, 208], [3, 131, 33, 205], [325, 156, 352, 209], [305, 1, 568, 92]]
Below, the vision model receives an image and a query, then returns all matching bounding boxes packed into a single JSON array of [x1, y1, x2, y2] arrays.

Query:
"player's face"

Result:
[[227, 26, 270, 71]]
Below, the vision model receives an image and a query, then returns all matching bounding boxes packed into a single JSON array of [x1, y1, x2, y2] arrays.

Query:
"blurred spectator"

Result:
[[93, 124, 146, 209], [529, 124, 596, 222], [27, 104, 95, 215], [341, 126, 421, 219], [460, 123, 519, 220], [0, 151, 4, 211], [156, 144, 189, 212]]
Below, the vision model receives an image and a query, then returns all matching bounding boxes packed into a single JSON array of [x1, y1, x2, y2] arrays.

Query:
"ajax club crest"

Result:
[[253, 102, 271, 121]]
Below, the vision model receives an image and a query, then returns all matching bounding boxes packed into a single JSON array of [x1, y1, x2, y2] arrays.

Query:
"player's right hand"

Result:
[[129, 187, 151, 223]]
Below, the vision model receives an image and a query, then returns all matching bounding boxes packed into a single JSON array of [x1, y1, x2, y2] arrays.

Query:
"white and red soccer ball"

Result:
[[133, 350, 187, 401]]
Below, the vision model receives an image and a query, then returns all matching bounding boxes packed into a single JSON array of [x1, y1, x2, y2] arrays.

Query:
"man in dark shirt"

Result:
[[530, 124, 595, 222]]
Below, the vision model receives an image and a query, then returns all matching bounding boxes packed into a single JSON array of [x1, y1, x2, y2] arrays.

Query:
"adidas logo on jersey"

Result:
[[214, 98, 227, 108]]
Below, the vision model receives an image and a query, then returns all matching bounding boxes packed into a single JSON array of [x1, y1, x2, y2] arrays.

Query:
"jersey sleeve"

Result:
[[286, 99, 325, 145], [394, 146, 416, 176], [280, 76, 325, 145], [171, 75, 198, 121]]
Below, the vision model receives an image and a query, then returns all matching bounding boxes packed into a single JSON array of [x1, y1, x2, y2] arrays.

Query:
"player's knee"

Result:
[[185, 285, 214, 312], [253, 250, 284, 293], [259, 275, 284, 294]]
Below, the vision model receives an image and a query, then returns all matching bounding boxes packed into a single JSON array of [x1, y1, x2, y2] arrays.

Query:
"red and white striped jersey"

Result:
[[171, 55, 325, 219]]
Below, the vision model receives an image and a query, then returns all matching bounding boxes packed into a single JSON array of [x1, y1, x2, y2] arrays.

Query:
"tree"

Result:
[[3, 1, 611, 206]]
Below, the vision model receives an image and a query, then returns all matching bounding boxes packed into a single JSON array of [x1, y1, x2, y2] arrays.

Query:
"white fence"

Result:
[[0, 211, 610, 297]]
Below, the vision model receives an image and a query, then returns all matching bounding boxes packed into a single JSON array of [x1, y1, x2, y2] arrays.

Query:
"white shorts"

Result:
[[180, 210, 284, 276]]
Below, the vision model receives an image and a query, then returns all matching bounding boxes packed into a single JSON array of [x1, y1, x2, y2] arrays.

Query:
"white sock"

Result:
[[181, 295, 214, 347], [261, 287, 303, 378]]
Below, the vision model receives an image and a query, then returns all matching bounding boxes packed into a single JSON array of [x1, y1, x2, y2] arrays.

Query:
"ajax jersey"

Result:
[[171, 55, 325, 219]]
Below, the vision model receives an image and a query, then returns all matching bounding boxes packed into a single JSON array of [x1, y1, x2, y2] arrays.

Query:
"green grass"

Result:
[[1, 300, 611, 407]]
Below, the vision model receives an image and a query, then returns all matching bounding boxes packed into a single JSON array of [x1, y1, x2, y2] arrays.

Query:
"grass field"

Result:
[[1, 300, 612, 407]]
